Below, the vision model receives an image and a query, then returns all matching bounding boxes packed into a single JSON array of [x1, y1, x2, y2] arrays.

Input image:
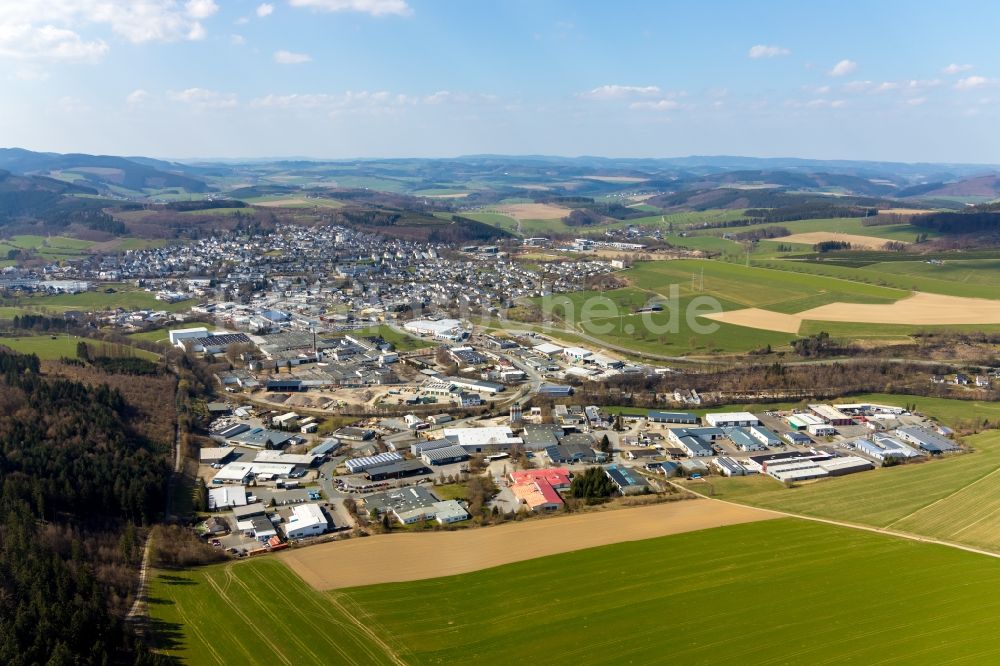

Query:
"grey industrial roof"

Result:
[[422, 445, 470, 462], [364, 486, 437, 514], [647, 411, 698, 422], [605, 464, 649, 489], [896, 426, 960, 452]]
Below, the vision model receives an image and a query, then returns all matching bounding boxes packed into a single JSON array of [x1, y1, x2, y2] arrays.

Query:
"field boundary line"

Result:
[[884, 462, 1000, 529], [221, 563, 321, 665], [327, 592, 408, 666], [204, 566, 293, 666], [670, 481, 1000, 560]]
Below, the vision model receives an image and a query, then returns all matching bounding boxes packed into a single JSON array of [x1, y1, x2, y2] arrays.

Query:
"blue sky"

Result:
[[1, 0, 998, 162]]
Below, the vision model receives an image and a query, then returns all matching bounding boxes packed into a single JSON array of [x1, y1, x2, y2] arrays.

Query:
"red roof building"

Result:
[[509, 467, 572, 490], [511, 477, 564, 511]]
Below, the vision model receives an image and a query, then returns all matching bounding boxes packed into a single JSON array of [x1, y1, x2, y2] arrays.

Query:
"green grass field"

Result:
[[774, 216, 939, 242], [4, 284, 195, 314], [752, 258, 1000, 300], [347, 325, 431, 352], [0, 234, 96, 260], [150, 519, 1000, 665], [662, 234, 742, 253], [127, 321, 216, 346], [703, 429, 1000, 552], [628, 260, 905, 313], [460, 211, 520, 233], [461, 209, 749, 237], [532, 287, 794, 354], [798, 319, 1000, 339], [0, 334, 159, 361]]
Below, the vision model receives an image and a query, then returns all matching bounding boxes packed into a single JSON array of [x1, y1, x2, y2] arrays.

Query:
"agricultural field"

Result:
[[147, 561, 397, 665], [771, 216, 938, 242], [459, 211, 519, 233], [628, 260, 905, 313], [0, 234, 96, 260], [150, 519, 1000, 665], [531, 287, 795, 355], [248, 197, 345, 209], [660, 234, 742, 253], [703, 429, 1000, 552], [4, 284, 196, 314], [0, 334, 159, 361], [865, 258, 1000, 288], [460, 208, 749, 237], [797, 319, 1000, 339], [752, 257, 1000, 300]]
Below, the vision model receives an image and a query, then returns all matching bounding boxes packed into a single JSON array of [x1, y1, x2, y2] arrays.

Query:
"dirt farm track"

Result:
[[280, 499, 776, 590]]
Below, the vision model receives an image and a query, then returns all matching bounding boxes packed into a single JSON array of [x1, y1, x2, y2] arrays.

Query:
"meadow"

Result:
[[459, 211, 520, 233], [347, 324, 432, 352], [0, 334, 159, 361], [127, 321, 217, 346], [2, 284, 195, 314], [702, 429, 1000, 552], [459, 208, 749, 237], [627, 259, 905, 313], [532, 287, 794, 354], [0, 234, 96, 261], [752, 257, 1000, 300], [771, 216, 938, 242], [150, 519, 1000, 665]]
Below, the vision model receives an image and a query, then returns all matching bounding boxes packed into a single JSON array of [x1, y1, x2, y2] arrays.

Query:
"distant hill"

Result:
[[0, 169, 98, 220], [897, 174, 1000, 200], [0, 148, 210, 194]]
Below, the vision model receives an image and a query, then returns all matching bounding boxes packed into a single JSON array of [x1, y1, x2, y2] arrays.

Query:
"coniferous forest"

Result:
[[0, 350, 172, 665]]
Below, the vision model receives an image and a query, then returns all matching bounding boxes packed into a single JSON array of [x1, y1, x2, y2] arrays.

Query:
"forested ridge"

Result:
[[0, 350, 172, 664]]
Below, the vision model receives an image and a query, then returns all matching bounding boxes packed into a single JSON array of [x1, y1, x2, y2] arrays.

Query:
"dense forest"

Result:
[[0, 350, 172, 664], [910, 210, 1000, 234]]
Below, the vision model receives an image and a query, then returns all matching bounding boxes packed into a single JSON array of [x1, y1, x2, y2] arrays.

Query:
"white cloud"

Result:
[[955, 75, 989, 90], [288, 0, 412, 17], [185, 0, 218, 20], [251, 93, 336, 109], [843, 78, 941, 95], [629, 99, 679, 111], [249, 89, 496, 114], [942, 63, 972, 75], [187, 21, 206, 40], [905, 97, 927, 106], [422, 90, 497, 105], [126, 88, 150, 105], [748, 44, 789, 59], [256, 3, 275, 18], [786, 98, 847, 109], [230, 33, 245, 45], [274, 49, 311, 64], [0, 0, 222, 61], [579, 84, 661, 100], [0, 24, 108, 62], [829, 59, 857, 77], [169, 87, 238, 108]]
